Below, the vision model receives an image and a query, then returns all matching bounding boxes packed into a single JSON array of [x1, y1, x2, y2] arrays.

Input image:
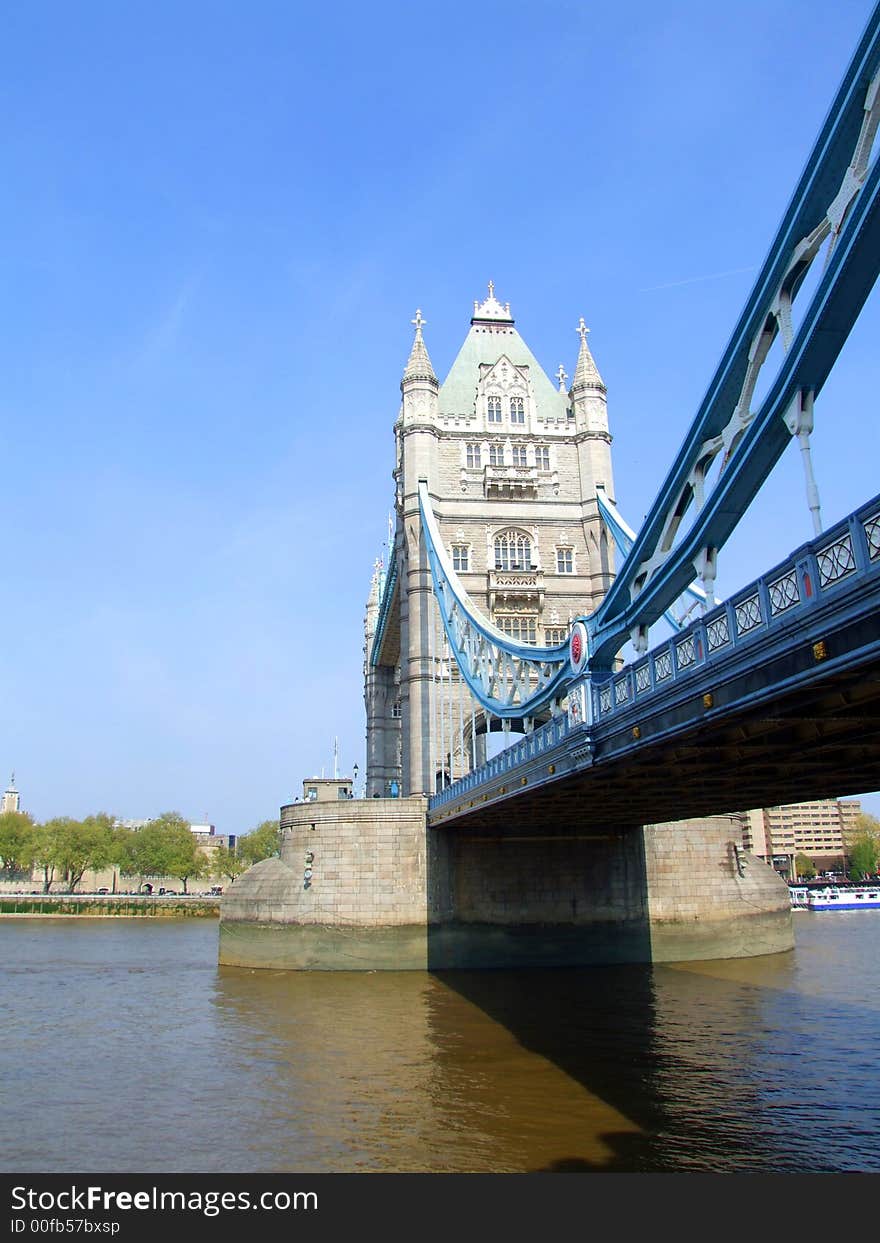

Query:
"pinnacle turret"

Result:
[[368, 557, 383, 606], [571, 317, 606, 394], [401, 309, 438, 388]]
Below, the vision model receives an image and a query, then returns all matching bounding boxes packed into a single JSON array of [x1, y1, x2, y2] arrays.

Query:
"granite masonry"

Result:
[[219, 786, 792, 969]]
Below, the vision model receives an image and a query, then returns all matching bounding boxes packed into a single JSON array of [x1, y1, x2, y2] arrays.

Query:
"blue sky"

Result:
[[2, 0, 878, 831]]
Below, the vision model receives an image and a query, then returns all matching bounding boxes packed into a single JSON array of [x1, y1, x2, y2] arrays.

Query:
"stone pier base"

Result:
[[219, 796, 433, 969], [219, 803, 793, 970], [641, 818, 793, 962]]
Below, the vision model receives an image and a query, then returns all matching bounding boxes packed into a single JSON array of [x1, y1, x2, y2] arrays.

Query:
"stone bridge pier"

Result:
[[219, 799, 792, 970]]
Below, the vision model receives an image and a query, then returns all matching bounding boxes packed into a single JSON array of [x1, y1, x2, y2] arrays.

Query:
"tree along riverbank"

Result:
[[0, 894, 219, 918]]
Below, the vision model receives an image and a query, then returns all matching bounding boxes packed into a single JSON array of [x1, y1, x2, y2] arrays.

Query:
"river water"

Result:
[[2, 913, 879, 1173]]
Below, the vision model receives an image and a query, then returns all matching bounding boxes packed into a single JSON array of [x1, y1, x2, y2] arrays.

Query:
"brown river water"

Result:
[[2, 913, 879, 1173]]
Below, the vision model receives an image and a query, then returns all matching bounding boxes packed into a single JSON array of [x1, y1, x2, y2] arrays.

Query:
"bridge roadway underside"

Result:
[[429, 616, 880, 836]]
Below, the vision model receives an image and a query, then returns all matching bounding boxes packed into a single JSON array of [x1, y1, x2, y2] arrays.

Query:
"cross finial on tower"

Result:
[[571, 316, 606, 393], [402, 306, 437, 387], [471, 282, 513, 324], [556, 364, 568, 391]]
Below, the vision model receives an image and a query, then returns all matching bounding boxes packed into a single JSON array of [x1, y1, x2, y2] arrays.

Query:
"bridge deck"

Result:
[[429, 651, 880, 836], [429, 497, 880, 834]]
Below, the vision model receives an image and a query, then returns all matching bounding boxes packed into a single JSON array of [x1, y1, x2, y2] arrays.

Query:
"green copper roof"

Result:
[[437, 322, 570, 420]]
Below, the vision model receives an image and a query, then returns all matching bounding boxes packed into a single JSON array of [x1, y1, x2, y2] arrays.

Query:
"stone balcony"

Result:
[[483, 464, 538, 499], [488, 567, 544, 611]]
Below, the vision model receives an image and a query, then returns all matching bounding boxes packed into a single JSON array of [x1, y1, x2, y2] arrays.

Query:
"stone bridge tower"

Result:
[[224, 287, 792, 971], [365, 285, 617, 797]]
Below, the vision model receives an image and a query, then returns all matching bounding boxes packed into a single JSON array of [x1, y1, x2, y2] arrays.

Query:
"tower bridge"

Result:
[[220, 4, 880, 971]]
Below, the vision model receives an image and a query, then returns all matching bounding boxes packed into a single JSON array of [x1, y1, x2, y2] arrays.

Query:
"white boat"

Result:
[[789, 885, 810, 909], [806, 884, 880, 911]]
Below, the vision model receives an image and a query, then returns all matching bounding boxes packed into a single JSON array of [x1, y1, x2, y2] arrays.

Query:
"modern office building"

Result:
[[742, 797, 863, 876]]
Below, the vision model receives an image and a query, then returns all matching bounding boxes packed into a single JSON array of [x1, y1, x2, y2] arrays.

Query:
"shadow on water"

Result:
[[212, 919, 880, 1172], [212, 946, 825, 1173], [409, 816, 880, 1170], [213, 961, 677, 1171], [426, 962, 666, 1171], [4, 917, 879, 1172], [426, 944, 876, 1173]]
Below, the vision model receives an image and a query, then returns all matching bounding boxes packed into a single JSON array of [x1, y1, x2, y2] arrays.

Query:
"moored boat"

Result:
[[807, 884, 880, 911]]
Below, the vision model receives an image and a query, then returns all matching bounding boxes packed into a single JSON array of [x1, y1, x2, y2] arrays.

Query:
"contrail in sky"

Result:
[[639, 265, 757, 293]]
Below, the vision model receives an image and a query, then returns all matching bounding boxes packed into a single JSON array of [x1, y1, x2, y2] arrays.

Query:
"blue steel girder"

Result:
[[369, 545, 398, 668], [595, 485, 708, 629], [418, 481, 572, 718], [586, 7, 880, 669]]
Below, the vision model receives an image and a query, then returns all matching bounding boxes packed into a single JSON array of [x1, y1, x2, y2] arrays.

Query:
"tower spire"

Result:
[[571, 317, 606, 394], [401, 308, 438, 386]]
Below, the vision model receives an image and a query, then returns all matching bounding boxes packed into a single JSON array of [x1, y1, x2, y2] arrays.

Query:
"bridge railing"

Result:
[[430, 711, 572, 810], [429, 493, 880, 812], [592, 493, 880, 724]]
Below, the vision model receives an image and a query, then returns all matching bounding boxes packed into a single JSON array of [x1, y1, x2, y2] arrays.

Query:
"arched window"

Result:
[[487, 395, 502, 423], [494, 529, 533, 571], [509, 396, 525, 424]]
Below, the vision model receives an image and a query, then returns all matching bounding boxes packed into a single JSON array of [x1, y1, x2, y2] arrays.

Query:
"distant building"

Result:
[[113, 817, 236, 853], [102, 819, 237, 892], [742, 798, 862, 876], [189, 822, 237, 854], [2, 772, 21, 814], [0, 808, 237, 894]]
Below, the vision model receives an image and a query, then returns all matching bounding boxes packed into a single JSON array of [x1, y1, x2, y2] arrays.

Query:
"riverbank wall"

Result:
[[0, 895, 220, 918]]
